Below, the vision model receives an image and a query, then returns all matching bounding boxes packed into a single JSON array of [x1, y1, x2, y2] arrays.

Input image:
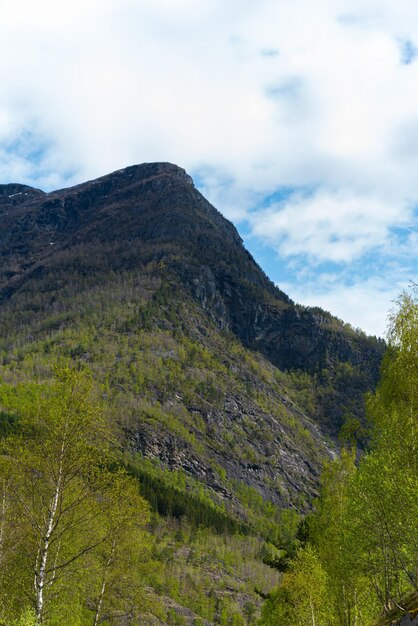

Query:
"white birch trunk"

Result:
[[92, 540, 116, 626], [35, 478, 61, 621], [0, 480, 7, 564], [93, 578, 107, 626], [309, 597, 316, 626], [35, 423, 67, 622]]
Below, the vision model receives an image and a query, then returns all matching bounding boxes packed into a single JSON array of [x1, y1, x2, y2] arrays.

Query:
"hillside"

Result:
[[0, 162, 384, 427], [0, 163, 386, 623]]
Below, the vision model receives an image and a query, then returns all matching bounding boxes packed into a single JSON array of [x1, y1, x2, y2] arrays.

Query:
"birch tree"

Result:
[[0, 367, 152, 624], [349, 289, 418, 613], [260, 288, 418, 625], [86, 472, 152, 626], [260, 544, 332, 626]]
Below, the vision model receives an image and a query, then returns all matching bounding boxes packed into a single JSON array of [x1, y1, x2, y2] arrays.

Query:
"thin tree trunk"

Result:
[[309, 598, 316, 626], [35, 423, 67, 622], [35, 477, 61, 621], [0, 480, 7, 564], [93, 539, 116, 626], [93, 578, 107, 626]]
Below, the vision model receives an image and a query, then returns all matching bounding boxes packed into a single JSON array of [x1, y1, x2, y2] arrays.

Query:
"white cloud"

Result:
[[1, 0, 417, 196], [0, 0, 418, 334], [250, 191, 412, 263]]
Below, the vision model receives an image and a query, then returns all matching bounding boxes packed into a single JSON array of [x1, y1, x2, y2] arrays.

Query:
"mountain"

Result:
[[0, 162, 383, 410], [0, 163, 386, 623], [0, 164, 384, 492]]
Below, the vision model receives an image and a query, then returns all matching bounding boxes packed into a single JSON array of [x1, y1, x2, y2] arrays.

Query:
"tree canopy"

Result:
[[260, 288, 418, 625], [0, 367, 154, 625]]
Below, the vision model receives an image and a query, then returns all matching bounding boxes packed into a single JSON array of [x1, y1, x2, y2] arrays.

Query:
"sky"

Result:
[[1, 0, 417, 338]]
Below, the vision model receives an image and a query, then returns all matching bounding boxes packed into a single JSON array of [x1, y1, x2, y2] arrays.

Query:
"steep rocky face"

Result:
[[0, 163, 278, 297], [0, 162, 384, 435], [128, 385, 326, 508]]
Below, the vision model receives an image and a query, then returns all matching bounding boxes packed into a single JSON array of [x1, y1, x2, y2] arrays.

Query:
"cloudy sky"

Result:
[[1, 0, 417, 337]]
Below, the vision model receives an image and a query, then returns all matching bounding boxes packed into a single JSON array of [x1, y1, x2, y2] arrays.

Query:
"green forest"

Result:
[[0, 289, 416, 625], [260, 290, 418, 626]]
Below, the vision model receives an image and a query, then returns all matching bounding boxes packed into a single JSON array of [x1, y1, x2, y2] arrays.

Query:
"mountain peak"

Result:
[[108, 161, 194, 185], [54, 162, 195, 197], [0, 183, 40, 196], [0, 183, 45, 206]]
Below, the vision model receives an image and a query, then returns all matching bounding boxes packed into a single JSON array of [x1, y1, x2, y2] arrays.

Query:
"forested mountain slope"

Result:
[[0, 163, 387, 624], [0, 162, 384, 431]]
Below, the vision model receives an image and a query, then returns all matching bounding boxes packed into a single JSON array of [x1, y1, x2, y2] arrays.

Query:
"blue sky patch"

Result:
[[400, 39, 417, 65]]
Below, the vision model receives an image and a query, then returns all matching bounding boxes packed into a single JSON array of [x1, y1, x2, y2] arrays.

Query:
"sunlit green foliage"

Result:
[[260, 288, 418, 625], [0, 368, 154, 625], [0, 258, 386, 624], [346, 289, 418, 614]]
